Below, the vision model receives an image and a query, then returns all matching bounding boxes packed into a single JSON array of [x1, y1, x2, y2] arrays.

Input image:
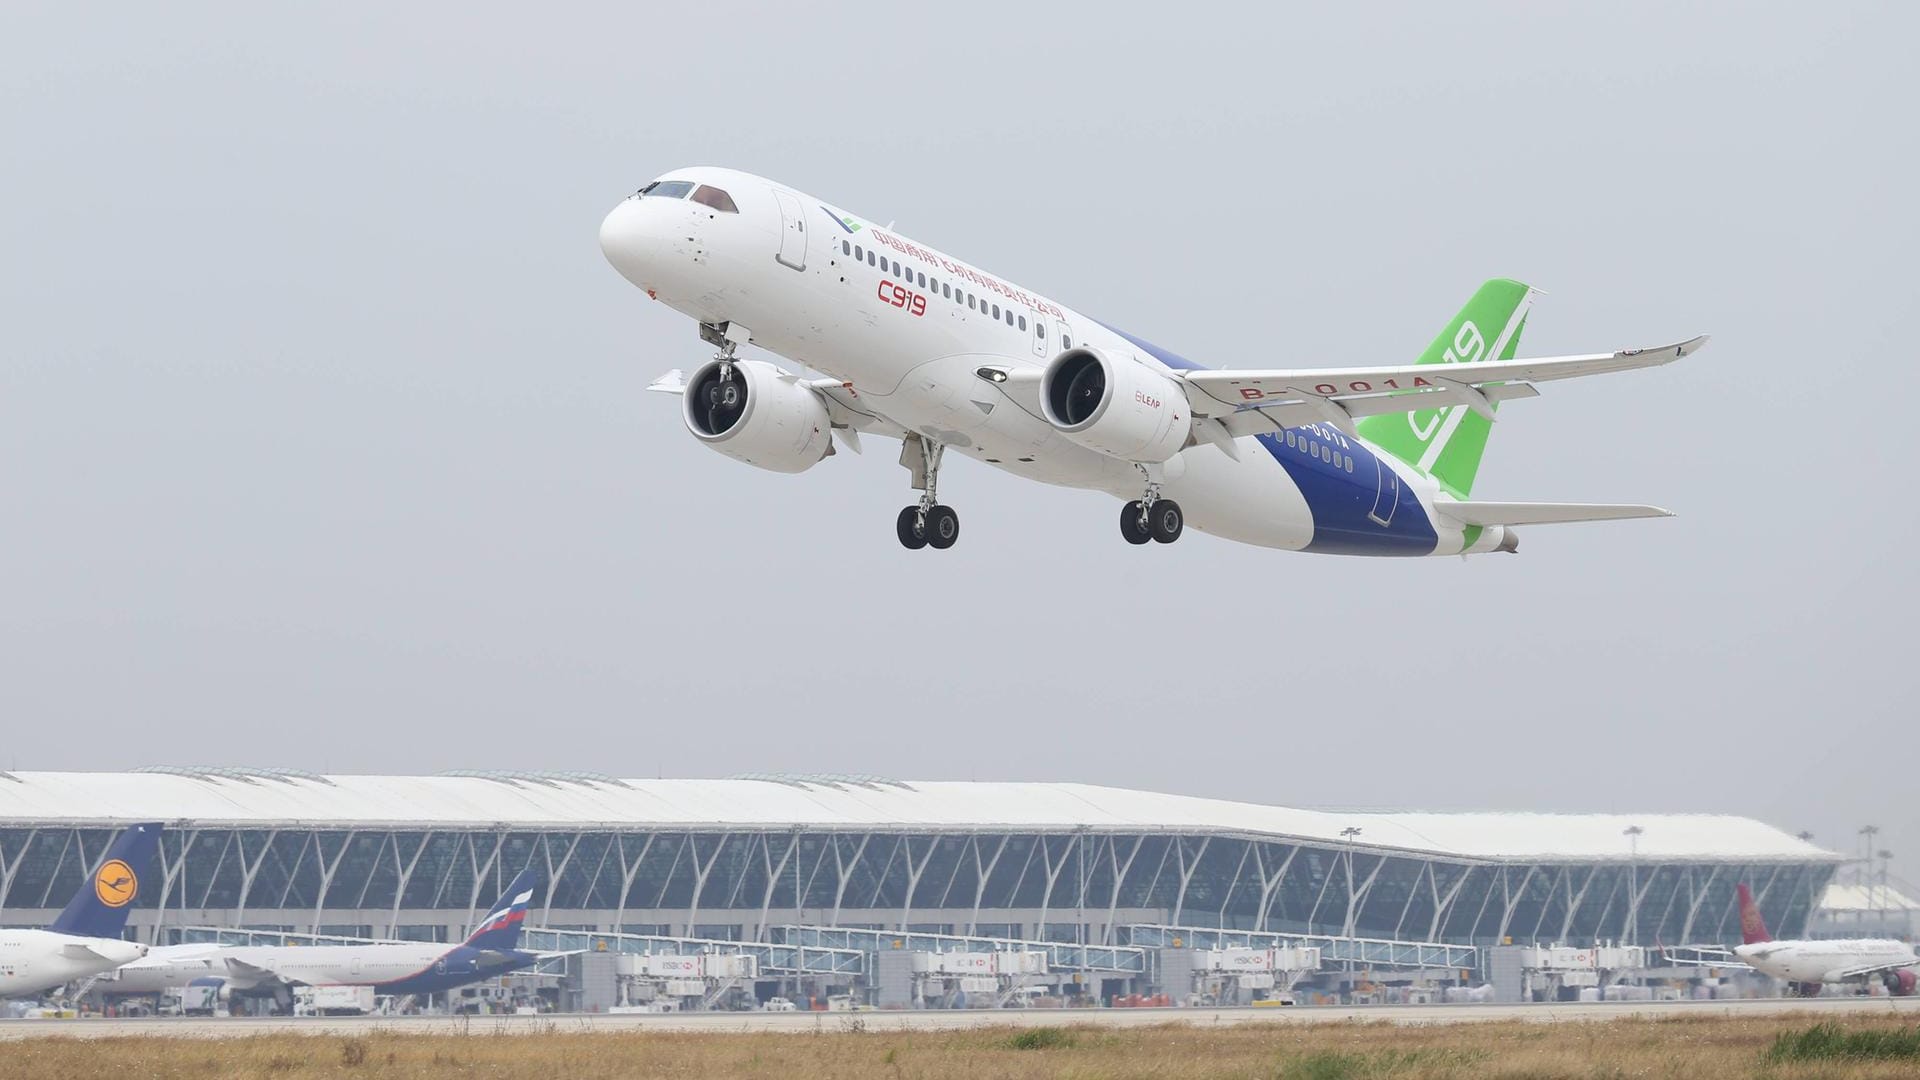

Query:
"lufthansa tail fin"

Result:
[[48, 822, 163, 939], [1355, 278, 1536, 498], [1736, 882, 1773, 944], [465, 865, 543, 950]]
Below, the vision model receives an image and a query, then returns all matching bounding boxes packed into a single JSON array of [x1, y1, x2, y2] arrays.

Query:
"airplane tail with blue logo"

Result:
[[1355, 278, 1536, 498], [48, 822, 163, 939], [465, 866, 542, 950]]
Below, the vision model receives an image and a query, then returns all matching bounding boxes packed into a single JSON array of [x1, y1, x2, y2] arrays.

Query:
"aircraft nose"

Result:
[[599, 198, 664, 288]]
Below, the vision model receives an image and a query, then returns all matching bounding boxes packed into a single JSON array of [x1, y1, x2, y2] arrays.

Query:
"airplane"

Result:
[[599, 167, 1707, 555], [0, 822, 161, 998], [1731, 882, 1918, 997], [100, 866, 551, 1008]]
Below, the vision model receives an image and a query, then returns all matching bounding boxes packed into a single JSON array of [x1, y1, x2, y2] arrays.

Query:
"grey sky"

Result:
[[3, 4, 1913, 878]]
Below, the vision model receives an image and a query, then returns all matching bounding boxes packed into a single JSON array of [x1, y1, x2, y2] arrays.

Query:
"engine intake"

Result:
[[1039, 346, 1189, 463], [681, 358, 832, 473]]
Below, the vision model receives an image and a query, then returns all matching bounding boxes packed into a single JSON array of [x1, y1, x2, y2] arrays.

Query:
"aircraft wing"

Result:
[[59, 941, 120, 962], [1435, 501, 1674, 527], [1824, 958, 1920, 982], [221, 955, 292, 986], [1179, 336, 1708, 435]]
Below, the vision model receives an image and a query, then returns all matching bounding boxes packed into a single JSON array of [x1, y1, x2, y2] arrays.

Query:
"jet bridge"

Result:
[[520, 927, 864, 977], [770, 925, 1152, 1008], [1121, 924, 1479, 972], [770, 925, 1150, 975]]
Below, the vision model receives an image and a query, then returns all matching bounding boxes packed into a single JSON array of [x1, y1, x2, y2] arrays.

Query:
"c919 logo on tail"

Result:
[[1409, 321, 1486, 442]]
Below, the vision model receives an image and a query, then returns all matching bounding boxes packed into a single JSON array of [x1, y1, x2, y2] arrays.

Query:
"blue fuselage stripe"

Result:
[[1095, 319, 1437, 555]]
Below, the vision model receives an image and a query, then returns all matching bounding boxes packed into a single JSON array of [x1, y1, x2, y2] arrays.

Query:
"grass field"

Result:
[[6, 1014, 1920, 1078]]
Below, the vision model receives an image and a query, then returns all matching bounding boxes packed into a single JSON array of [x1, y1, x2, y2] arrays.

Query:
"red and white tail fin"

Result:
[[1736, 882, 1773, 944]]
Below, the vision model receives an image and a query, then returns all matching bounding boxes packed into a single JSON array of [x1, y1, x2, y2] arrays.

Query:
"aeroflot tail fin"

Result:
[[1355, 278, 1536, 498], [465, 866, 543, 950], [1736, 882, 1773, 944], [48, 822, 163, 939]]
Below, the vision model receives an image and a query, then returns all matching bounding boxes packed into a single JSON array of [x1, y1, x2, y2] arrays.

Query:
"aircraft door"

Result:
[[1368, 455, 1400, 526], [772, 189, 808, 271], [1032, 314, 1049, 357]]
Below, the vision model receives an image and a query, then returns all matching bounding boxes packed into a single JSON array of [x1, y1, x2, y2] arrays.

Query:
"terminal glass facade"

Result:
[[0, 825, 1835, 949]]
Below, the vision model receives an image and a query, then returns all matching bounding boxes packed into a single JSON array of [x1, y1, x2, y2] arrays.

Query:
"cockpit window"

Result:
[[691, 185, 739, 213], [637, 180, 695, 199]]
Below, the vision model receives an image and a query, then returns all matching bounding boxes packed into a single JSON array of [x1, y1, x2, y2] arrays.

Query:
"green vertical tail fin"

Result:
[[1355, 278, 1536, 498]]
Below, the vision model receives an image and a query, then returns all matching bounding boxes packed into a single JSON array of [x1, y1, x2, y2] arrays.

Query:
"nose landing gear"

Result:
[[896, 434, 960, 550]]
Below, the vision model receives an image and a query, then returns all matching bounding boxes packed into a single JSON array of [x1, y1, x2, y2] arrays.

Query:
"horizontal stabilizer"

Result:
[[1436, 501, 1673, 527], [646, 369, 687, 394]]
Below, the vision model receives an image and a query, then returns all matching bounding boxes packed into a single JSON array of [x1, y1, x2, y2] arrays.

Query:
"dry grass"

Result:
[[5, 1014, 1920, 1079]]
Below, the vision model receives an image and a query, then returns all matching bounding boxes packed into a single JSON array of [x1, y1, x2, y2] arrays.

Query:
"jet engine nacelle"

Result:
[[1039, 346, 1190, 463], [1886, 969, 1917, 996], [682, 358, 833, 473]]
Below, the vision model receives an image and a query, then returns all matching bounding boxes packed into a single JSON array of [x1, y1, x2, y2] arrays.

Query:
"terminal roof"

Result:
[[0, 771, 1837, 864]]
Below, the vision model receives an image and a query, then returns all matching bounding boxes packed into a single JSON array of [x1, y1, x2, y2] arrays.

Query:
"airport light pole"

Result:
[[1859, 825, 1880, 886], [1340, 827, 1362, 940], [1623, 825, 1644, 946], [1878, 849, 1895, 926]]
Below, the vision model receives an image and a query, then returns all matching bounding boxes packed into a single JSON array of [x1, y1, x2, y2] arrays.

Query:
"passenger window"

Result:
[[1285, 431, 1295, 447], [991, 303, 1001, 319], [943, 284, 952, 299], [854, 244, 863, 261], [1006, 309, 1014, 326], [917, 272, 927, 288], [1018, 315, 1027, 330], [968, 294, 976, 310], [1063, 335, 1072, 348], [1344, 456, 1354, 473], [690, 186, 739, 213], [1036, 322, 1045, 338], [868, 251, 877, 267], [893, 260, 902, 277], [841, 241, 851, 256]]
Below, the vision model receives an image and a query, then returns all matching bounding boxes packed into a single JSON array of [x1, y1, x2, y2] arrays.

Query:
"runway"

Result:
[[5, 995, 1917, 1040]]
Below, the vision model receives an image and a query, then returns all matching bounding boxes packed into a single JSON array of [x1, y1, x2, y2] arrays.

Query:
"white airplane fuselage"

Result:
[[1734, 938, 1919, 985], [0, 928, 148, 997], [599, 167, 1511, 557]]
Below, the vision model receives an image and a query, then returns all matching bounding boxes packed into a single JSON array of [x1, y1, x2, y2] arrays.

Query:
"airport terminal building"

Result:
[[0, 769, 1842, 952]]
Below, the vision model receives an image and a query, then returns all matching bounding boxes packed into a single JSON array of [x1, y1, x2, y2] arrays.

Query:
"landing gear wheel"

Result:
[[925, 505, 959, 549], [1119, 501, 1152, 545], [1149, 499, 1184, 544], [896, 506, 928, 550]]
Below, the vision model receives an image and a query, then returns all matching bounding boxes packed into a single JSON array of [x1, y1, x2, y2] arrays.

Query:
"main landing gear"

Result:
[[896, 434, 959, 550], [1120, 465, 1183, 545]]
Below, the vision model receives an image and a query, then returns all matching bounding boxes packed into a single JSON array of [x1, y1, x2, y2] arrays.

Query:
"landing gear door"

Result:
[[772, 189, 807, 271], [1368, 456, 1400, 526]]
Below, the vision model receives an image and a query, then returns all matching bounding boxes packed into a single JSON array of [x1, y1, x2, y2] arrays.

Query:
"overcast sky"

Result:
[[2, 4, 1913, 878]]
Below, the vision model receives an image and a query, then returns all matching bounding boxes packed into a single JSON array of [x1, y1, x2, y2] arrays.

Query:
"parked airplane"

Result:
[[600, 167, 1706, 554], [0, 822, 161, 997], [101, 867, 549, 1006], [1732, 882, 1918, 996]]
